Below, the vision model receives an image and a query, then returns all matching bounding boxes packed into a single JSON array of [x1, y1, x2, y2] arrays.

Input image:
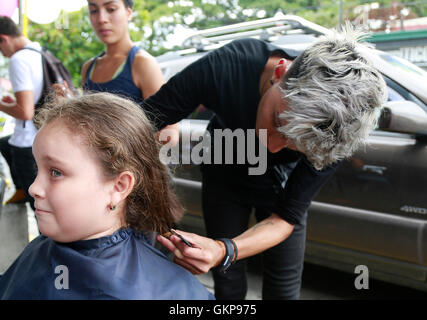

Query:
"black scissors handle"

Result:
[[172, 230, 193, 248], [163, 230, 193, 248]]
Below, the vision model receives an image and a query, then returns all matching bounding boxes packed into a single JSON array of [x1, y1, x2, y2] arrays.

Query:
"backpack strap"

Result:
[[17, 47, 74, 114], [85, 52, 105, 83], [18, 46, 42, 54]]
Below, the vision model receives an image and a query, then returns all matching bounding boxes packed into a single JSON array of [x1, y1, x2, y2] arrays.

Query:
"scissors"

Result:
[[162, 230, 193, 248]]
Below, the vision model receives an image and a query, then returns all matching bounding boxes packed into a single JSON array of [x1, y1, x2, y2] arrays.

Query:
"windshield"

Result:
[[379, 53, 427, 78], [369, 50, 427, 106]]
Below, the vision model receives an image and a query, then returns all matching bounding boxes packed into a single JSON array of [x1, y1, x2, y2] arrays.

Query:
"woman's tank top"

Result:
[[83, 46, 143, 103]]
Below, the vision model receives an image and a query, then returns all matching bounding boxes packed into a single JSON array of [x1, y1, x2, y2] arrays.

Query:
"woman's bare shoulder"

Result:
[[133, 48, 158, 66]]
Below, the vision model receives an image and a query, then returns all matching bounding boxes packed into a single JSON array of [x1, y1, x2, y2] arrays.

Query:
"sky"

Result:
[[26, 0, 87, 24], [4, 0, 87, 24]]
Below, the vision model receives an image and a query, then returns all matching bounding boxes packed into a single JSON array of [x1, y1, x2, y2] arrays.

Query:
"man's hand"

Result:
[[156, 123, 180, 146], [156, 230, 225, 275], [1, 95, 16, 107], [0, 90, 34, 120]]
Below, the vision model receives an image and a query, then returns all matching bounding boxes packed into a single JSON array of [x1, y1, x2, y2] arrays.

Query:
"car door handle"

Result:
[[362, 165, 387, 175]]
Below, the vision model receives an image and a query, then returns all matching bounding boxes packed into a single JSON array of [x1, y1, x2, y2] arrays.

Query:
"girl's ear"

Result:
[[110, 171, 135, 208]]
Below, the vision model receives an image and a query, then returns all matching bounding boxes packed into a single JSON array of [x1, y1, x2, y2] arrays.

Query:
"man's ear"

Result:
[[272, 58, 289, 83], [110, 171, 135, 208]]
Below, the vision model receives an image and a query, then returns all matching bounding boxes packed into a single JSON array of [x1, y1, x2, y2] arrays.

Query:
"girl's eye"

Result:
[[51, 169, 62, 178]]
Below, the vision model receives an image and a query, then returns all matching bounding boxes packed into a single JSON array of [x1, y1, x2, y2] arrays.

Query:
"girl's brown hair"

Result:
[[35, 92, 183, 234]]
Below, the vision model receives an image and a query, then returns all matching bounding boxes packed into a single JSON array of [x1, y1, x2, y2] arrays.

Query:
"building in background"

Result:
[[368, 29, 427, 71], [352, 2, 427, 71]]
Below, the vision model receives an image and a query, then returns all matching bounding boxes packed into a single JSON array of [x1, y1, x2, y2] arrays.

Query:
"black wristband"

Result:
[[230, 239, 238, 263], [216, 238, 235, 274]]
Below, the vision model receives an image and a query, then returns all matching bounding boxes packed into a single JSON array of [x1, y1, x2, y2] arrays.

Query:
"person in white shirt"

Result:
[[0, 16, 42, 210]]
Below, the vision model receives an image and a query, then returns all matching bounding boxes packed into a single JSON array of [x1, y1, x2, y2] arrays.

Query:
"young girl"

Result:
[[81, 0, 179, 145], [0, 92, 213, 300]]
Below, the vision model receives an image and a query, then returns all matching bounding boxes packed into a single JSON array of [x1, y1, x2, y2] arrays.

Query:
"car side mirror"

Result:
[[378, 101, 427, 138]]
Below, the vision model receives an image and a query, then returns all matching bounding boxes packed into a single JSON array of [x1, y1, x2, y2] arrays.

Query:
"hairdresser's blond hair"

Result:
[[279, 24, 387, 170]]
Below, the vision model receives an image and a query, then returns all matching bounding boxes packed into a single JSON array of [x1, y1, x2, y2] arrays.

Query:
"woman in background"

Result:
[[82, 0, 178, 144]]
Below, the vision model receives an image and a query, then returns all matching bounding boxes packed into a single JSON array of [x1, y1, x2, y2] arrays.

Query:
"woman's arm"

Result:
[[156, 213, 294, 274], [132, 51, 164, 100]]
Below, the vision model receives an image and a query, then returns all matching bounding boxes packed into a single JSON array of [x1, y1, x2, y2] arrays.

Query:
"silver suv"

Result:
[[156, 15, 427, 292]]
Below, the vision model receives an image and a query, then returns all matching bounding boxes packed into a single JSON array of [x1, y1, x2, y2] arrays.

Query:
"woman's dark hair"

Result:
[[35, 92, 183, 234]]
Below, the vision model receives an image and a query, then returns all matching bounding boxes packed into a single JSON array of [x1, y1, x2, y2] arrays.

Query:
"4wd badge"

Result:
[[400, 205, 427, 214]]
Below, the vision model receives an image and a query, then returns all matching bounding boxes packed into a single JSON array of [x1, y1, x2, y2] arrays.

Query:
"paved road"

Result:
[[0, 204, 29, 275], [1, 203, 427, 300]]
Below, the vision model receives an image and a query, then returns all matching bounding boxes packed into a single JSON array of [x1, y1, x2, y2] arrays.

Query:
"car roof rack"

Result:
[[181, 14, 332, 52]]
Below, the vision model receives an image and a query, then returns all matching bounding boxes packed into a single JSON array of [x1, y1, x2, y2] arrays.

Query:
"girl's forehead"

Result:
[[43, 119, 73, 133], [36, 120, 102, 166], [39, 119, 86, 146]]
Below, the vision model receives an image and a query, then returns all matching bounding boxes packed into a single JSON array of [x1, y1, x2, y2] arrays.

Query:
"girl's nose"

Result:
[[28, 175, 44, 199]]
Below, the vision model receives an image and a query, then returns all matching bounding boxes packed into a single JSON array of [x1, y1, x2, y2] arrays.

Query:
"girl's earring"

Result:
[[109, 203, 116, 211]]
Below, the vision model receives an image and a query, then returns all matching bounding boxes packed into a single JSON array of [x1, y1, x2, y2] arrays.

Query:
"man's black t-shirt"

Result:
[[143, 38, 338, 225]]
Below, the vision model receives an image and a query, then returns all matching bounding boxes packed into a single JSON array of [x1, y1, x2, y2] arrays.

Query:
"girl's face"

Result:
[[87, 0, 132, 45], [29, 120, 122, 243]]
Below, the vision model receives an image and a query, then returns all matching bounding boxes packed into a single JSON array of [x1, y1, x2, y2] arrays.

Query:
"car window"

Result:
[[387, 86, 405, 102], [379, 53, 427, 77], [382, 74, 427, 112], [372, 52, 427, 111]]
